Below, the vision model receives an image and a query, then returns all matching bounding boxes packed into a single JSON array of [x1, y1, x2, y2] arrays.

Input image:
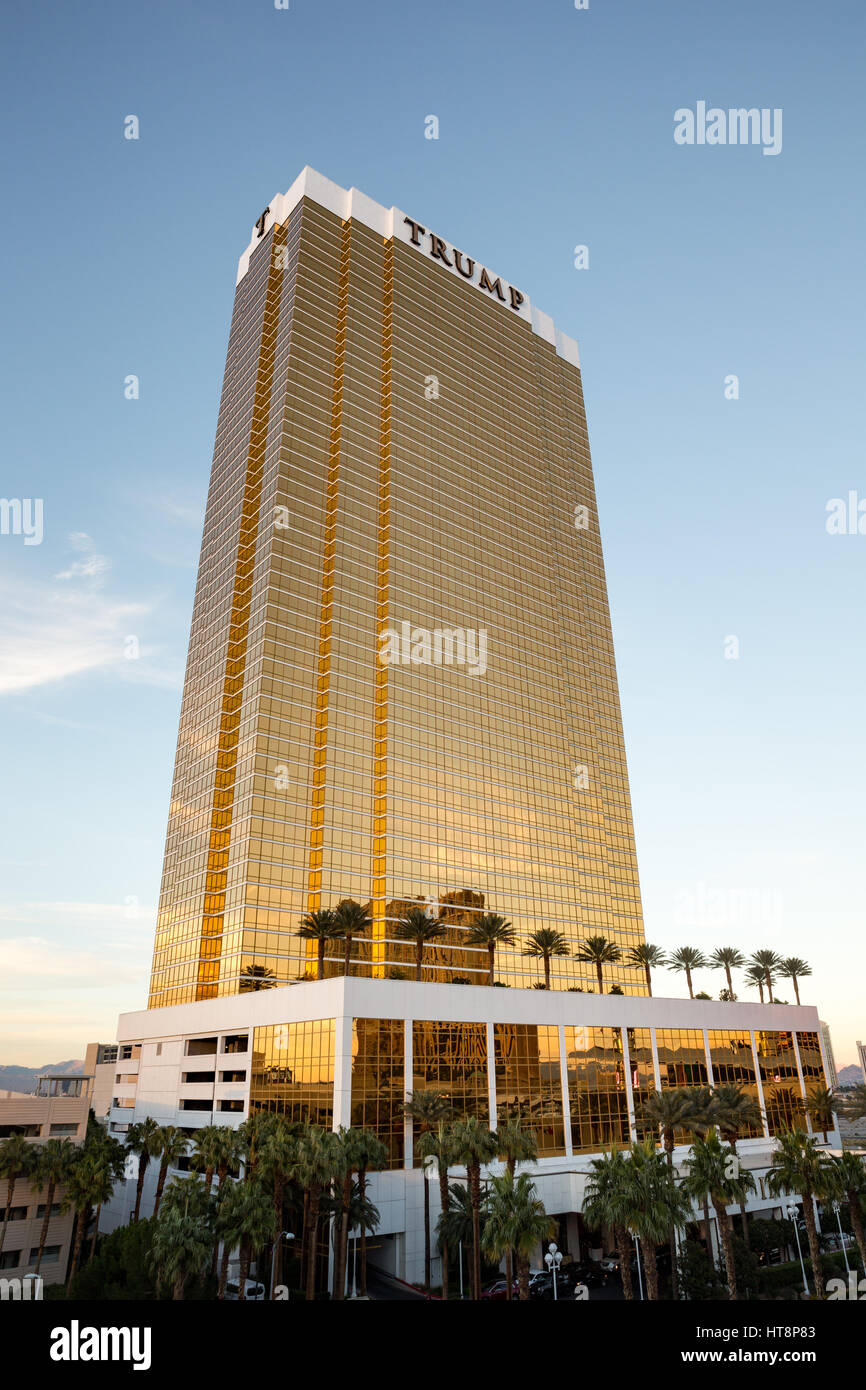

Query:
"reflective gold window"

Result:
[[755, 1031, 804, 1135], [564, 1025, 629, 1154], [706, 1030, 763, 1138], [494, 1023, 565, 1157], [250, 1020, 335, 1128], [351, 1018, 404, 1168], [411, 1021, 488, 1161], [797, 1032, 827, 1088], [627, 1026, 656, 1142]]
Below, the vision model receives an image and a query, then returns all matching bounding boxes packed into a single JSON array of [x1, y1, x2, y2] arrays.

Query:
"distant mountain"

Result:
[[838, 1064, 865, 1087], [0, 1059, 84, 1095]]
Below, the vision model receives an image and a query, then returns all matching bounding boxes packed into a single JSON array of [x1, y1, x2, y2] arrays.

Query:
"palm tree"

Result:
[[465, 913, 517, 986], [625, 1139, 692, 1300], [396, 906, 446, 981], [60, 1155, 115, 1278], [749, 949, 782, 1003], [417, 1121, 460, 1299], [710, 1084, 764, 1247], [333, 899, 372, 977], [404, 1090, 454, 1288], [767, 1129, 836, 1298], [708, 946, 746, 998], [483, 1171, 556, 1300], [805, 1086, 840, 1144], [332, 1127, 362, 1300], [0, 1133, 35, 1255], [451, 1116, 499, 1299], [216, 1177, 277, 1299], [683, 1131, 756, 1300], [438, 1181, 488, 1283], [257, 1117, 299, 1291], [582, 1147, 637, 1301], [626, 943, 667, 996], [830, 1151, 866, 1274], [575, 934, 622, 994], [85, 1155, 121, 1262], [666, 946, 709, 999], [190, 1124, 229, 1195], [151, 1206, 213, 1300], [351, 1128, 387, 1298], [779, 956, 811, 1005], [32, 1138, 76, 1273], [744, 962, 767, 1002], [125, 1117, 161, 1223], [523, 928, 570, 989], [239, 962, 277, 991], [152, 1125, 188, 1219], [843, 1085, 866, 1122], [291, 1127, 345, 1300], [638, 1088, 706, 1300], [296, 907, 338, 980]]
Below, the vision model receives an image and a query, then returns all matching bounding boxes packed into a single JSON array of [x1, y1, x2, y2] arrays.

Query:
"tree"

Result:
[[333, 898, 372, 977], [708, 947, 747, 998], [417, 1122, 460, 1300], [291, 1127, 344, 1300], [190, 1124, 230, 1195], [767, 1129, 837, 1298], [830, 1151, 866, 1274], [575, 934, 622, 993], [749, 949, 782, 1003], [522, 928, 570, 989], [403, 1090, 454, 1288], [0, 1133, 35, 1255], [125, 1117, 161, 1223], [638, 1088, 707, 1300], [296, 907, 337, 980], [682, 1131, 756, 1300], [67, 1218, 157, 1300], [350, 1128, 387, 1298], [805, 1086, 840, 1144], [396, 906, 446, 981], [215, 1177, 276, 1299], [451, 1116, 499, 1299], [257, 1118, 299, 1291], [779, 956, 811, 1005], [582, 1147, 637, 1301], [710, 1084, 764, 1247], [32, 1138, 76, 1273], [465, 914, 517, 986], [626, 943, 667, 996], [744, 963, 767, 1003], [483, 1171, 555, 1300], [151, 1126, 188, 1220], [331, 1127, 362, 1300], [151, 1207, 213, 1300], [624, 1139, 692, 1300], [61, 1154, 116, 1279], [666, 947, 709, 1000]]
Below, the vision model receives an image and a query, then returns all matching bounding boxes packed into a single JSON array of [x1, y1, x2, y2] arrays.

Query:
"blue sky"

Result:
[[1, 0, 864, 1067]]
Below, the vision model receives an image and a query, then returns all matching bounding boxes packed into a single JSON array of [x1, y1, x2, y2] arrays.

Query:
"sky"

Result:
[[1, 0, 864, 1069]]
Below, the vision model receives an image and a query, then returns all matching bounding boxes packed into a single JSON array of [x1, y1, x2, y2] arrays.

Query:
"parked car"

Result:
[[224, 1279, 266, 1301], [480, 1278, 520, 1300], [599, 1251, 620, 1274]]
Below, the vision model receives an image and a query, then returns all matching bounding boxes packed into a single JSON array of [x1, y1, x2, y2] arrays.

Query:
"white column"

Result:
[[332, 1012, 353, 1131], [559, 1025, 573, 1157], [486, 1021, 497, 1130]]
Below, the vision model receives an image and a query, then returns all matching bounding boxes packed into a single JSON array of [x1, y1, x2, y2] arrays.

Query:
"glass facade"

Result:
[[411, 1021, 488, 1159], [249, 1021, 335, 1128], [565, 1025, 629, 1154], [350, 1018, 404, 1168], [494, 1023, 565, 1157], [147, 181, 645, 1006], [627, 1026, 657, 1142], [706, 1029, 763, 1138], [755, 1031, 804, 1136]]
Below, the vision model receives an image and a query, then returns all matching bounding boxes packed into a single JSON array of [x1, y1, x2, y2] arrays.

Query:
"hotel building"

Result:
[[105, 169, 837, 1282]]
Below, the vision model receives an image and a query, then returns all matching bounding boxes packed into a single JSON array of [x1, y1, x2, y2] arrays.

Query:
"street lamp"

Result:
[[787, 1204, 809, 1297], [631, 1232, 645, 1301], [270, 1230, 295, 1299], [830, 1200, 851, 1276], [544, 1242, 563, 1300]]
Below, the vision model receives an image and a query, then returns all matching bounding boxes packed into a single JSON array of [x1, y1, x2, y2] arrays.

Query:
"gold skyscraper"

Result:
[[148, 168, 645, 1008]]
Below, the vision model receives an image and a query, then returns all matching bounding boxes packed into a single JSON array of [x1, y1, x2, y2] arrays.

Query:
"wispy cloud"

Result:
[[55, 531, 111, 584], [0, 577, 149, 694]]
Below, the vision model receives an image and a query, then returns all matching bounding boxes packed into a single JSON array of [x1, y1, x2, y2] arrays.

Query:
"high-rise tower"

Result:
[[148, 168, 645, 1008]]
